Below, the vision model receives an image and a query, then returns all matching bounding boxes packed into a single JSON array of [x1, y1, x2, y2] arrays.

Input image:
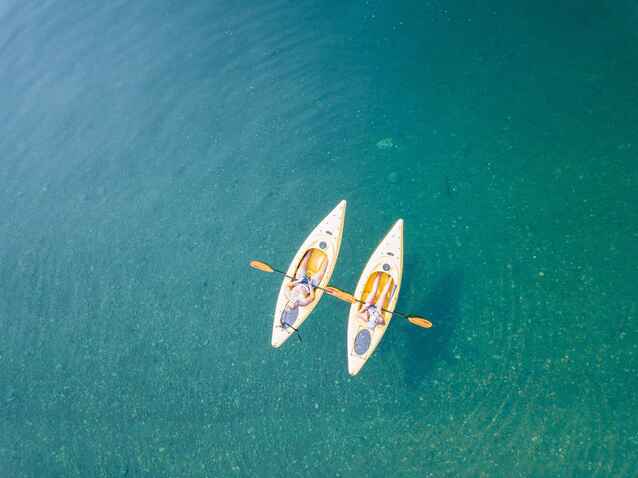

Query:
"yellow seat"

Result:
[[294, 248, 328, 279], [359, 272, 394, 311]]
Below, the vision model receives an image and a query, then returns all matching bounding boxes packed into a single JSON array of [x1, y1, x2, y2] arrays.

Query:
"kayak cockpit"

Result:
[[357, 271, 395, 313], [291, 247, 328, 284]]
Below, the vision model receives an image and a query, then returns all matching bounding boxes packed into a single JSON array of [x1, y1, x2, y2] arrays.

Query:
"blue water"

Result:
[[2, 1, 637, 476]]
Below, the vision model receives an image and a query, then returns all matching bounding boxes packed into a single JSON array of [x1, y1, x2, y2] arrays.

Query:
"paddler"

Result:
[[284, 250, 327, 312], [356, 272, 393, 331]]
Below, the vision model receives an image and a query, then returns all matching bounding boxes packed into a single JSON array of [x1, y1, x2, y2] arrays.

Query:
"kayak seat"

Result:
[[359, 272, 394, 312], [295, 248, 328, 280]]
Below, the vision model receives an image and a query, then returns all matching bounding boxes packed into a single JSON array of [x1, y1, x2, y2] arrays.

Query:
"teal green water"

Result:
[[2, 1, 638, 476]]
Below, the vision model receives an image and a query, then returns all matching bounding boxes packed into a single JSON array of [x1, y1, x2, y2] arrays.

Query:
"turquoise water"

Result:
[[2, 1, 637, 476]]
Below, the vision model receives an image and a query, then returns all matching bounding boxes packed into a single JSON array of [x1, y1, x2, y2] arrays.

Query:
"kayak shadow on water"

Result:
[[398, 268, 464, 388]]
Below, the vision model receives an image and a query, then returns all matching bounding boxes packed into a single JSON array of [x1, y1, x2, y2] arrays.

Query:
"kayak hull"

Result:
[[347, 219, 403, 375], [272, 200, 347, 348]]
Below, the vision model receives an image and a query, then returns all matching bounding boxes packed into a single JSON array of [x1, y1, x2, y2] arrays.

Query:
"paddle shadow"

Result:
[[399, 268, 464, 388]]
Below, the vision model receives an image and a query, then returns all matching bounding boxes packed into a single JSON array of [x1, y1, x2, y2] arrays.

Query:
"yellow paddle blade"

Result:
[[249, 260, 274, 273], [408, 316, 433, 328], [324, 286, 356, 304]]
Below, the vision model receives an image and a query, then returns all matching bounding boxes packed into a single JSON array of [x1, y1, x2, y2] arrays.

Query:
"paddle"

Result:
[[249, 260, 295, 280], [324, 285, 432, 329], [250, 260, 433, 329]]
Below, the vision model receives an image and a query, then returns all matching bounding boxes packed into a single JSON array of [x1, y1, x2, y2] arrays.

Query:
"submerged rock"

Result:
[[376, 137, 395, 150]]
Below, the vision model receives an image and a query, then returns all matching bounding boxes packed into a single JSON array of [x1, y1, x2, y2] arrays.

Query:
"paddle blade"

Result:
[[408, 316, 433, 328], [324, 286, 356, 304], [249, 260, 274, 273]]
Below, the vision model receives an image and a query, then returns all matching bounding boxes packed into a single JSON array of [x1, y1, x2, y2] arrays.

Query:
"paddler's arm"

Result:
[[296, 290, 315, 307], [355, 309, 367, 323], [287, 279, 302, 289]]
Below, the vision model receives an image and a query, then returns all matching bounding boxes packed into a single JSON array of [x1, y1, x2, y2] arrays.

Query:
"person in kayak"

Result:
[[284, 250, 327, 311], [356, 272, 394, 330]]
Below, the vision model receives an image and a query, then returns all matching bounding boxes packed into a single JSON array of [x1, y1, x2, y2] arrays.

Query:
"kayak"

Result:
[[272, 200, 347, 348], [346, 219, 403, 375]]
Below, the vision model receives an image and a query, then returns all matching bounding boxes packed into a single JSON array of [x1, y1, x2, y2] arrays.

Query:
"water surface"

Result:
[[1, 1, 637, 476]]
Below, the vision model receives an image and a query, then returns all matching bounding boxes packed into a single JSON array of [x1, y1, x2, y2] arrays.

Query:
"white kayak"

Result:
[[272, 200, 347, 348], [346, 219, 403, 375]]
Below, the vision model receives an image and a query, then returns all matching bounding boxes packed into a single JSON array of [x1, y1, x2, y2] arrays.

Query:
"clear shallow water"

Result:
[[1, 1, 637, 476]]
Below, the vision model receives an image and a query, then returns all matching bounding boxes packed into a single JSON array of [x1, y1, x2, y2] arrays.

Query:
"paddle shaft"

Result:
[[270, 266, 404, 317], [255, 261, 423, 324]]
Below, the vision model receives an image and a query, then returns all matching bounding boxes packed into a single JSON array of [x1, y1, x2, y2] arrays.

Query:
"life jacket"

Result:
[[367, 306, 383, 330], [295, 275, 314, 295]]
